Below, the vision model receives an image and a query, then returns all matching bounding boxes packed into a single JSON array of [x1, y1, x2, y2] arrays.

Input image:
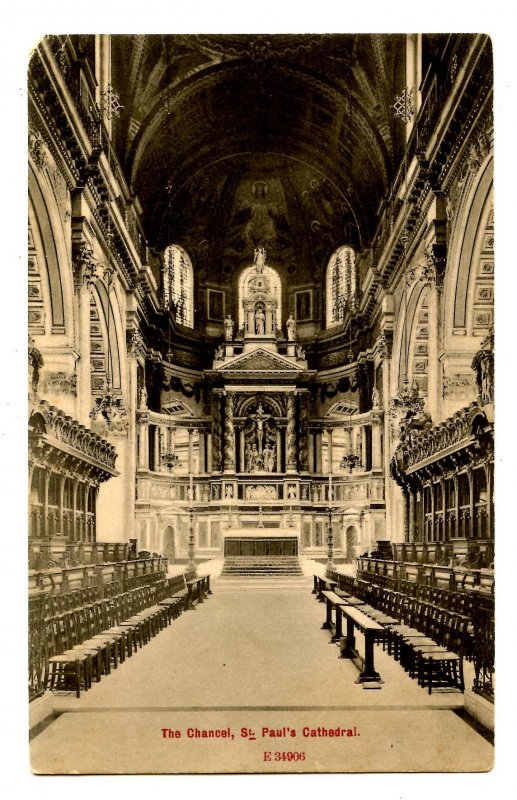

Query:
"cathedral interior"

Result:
[[27, 33, 495, 773]]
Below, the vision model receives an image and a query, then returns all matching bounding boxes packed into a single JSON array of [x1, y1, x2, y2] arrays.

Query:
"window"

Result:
[[325, 246, 356, 327], [163, 244, 194, 328]]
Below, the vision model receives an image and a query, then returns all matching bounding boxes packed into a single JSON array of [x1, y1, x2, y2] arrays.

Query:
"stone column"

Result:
[[326, 428, 333, 474], [299, 394, 309, 472], [211, 394, 222, 472], [199, 431, 206, 474], [188, 428, 194, 476], [371, 412, 382, 470], [315, 431, 323, 473], [206, 433, 212, 473], [276, 428, 282, 473], [286, 393, 297, 472], [153, 425, 161, 472], [137, 412, 149, 470], [361, 424, 368, 469], [223, 393, 235, 472], [239, 428, 246, 472]]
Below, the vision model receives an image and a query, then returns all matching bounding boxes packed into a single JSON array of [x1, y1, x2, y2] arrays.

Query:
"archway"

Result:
[[345, 525, 358, 562], [163, 525, 176, 562]]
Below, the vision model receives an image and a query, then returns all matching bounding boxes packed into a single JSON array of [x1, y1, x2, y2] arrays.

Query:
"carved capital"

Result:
[[72, 242, 98, 289], [126, 327, 145, 358], [28, 126, 47, 171], [375, 331, 392, 360]]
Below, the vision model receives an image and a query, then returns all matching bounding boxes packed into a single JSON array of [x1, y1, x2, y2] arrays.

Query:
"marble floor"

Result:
[[30, 565, 493, 775]]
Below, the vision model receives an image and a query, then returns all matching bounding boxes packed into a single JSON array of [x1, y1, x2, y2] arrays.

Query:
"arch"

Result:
[[345, 524, 358, 562], [325, 245, 356, 328], [28, 163, 74, 336], [445, 157, 493, 338], [163, 525, 176, 562], [392, 279, 429, 390], [90, 282, 123, 393], [237, 261, 282, 329], [163, 244, 194, 328]]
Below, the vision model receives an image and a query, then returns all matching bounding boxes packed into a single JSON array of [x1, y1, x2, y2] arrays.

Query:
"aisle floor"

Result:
[[30, 573, 494, 774]]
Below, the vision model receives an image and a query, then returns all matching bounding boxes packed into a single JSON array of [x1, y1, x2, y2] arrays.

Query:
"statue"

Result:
[[286, 314, 296, 341], [249, 402, 272, 456], [263, 443, 275, 472], [224, 314, 234, 341], [253, 247, 266, 271], [28, 335, 44, 397], [214, 344, 224, 360], [224, 484, 234, 499], [249, 445, 260, 473], [296, 345, 305, 360], [138, 386, 148, 410], [471, 335, 494, 405], [372, 386, 381, 409], [255, 307, 265, 335]]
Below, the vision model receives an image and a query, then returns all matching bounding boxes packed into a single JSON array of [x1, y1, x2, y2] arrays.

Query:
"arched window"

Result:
[[163, 244, 194, 328], [325, 246, 356, 327], [237, 262, 282, 330]]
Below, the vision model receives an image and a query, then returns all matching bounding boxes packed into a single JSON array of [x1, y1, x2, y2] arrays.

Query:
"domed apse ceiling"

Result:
[[110, 34, 407, 279]]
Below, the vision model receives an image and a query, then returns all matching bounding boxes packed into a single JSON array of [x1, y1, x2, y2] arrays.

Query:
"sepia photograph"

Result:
[[21, 20, 500, 779]]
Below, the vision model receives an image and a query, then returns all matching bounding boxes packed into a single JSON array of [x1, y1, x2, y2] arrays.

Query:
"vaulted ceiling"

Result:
[[110, 34, 407, 277]]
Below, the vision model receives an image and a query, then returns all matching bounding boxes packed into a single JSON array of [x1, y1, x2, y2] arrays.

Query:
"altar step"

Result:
[[221, 556, 303, 576]]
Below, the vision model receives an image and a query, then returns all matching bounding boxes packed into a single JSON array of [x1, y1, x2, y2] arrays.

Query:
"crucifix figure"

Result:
[[249, 402, 272, 459]]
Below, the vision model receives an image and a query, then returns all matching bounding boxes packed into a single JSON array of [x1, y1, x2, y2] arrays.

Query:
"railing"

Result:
[[29, 554, 168, 594], [356, 555, 494, 594]]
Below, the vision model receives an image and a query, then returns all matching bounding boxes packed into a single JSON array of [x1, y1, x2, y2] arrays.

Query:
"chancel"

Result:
[[28, 33, 495, 774]]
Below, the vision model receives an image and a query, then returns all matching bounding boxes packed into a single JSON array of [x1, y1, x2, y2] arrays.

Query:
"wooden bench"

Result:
[[313, 575, 337, 602], [339, 605, 386, 685], [321, 590, 365, 642]]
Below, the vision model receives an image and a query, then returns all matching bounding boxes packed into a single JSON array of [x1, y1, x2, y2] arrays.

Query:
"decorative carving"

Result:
[[211, 396, 222, 472], [286, 393, 297, 470], [245, 484, 277, 500], [392, 402, 492, 476], [442, 373, 476, 399], [41, 371, 77, 396], [375, 331, 392, 360], [28, 127, 47, 170], [29, 398, 117, 471], [299, 395, 309, 472], [223, 393, 235, 471], [471, 331, 494, 405], [126, 327, 145, 358], [72, 243, 98, 289], [28, 335, 44, 397]]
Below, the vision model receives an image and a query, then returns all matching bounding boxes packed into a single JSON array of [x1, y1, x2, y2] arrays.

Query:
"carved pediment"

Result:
[[218, 348, 303, 373]]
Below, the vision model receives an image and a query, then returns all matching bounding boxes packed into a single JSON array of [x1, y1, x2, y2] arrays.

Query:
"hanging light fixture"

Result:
[[160, 419, 179, 470], [164, 40, 175, 362], [90, 42, 127, 433], [340, 316, 361, 473]]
